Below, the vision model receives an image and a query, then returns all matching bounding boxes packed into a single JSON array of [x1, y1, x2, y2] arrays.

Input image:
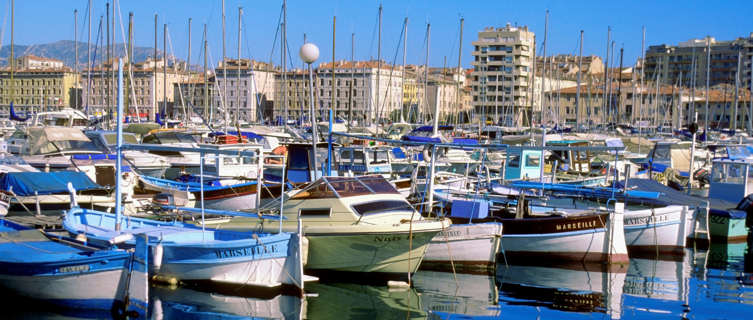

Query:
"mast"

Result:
[[163, 23, 167, 124], [576, 30, 583, 130], [539, 10, 548, 130], [203, 24, 208, 120], [455, 18, 463, 126], [73, 8, 77, 109], [425, 23, 430, 129], [638, 26, 645, 152], [111, 1, 115, 120], [86, 0, 91, 117], [617, 46, 623, 124], [282, 0, 287, 126], [222, 0, 227, 129], [375, 4, 382, 126], [750, 51, 753, 134], [186, 18, 192, 123], [400, 18, 408, 123], [704, 36, 711, 139], [106, 2, 110, 126], [154, 14, 158, 120], [732, 51, 741, 131], [127, 12, 133, 116], [603, 27, 610, 128], [689, 48, 697, 129], [236, 7, 242, 131], [348, 32, 354, 129], [331, 16, 336, 123]]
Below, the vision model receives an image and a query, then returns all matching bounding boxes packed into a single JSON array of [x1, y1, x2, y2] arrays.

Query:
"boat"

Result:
[[63, 207, 306, 291], [0, 218, 148, 315], [0, 170, 114, 214], [421, 199, 503, 272], [220, 175, 451, 282], [705, 157, 753, 242], [86, 130, 170, 178]]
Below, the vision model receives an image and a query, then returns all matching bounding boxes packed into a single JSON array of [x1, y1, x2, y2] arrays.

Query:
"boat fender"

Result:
[[75, 233, 88, 243], [387, 280, 410, 289], [152, 243, 164, 272], [109, 233, 134, 245]]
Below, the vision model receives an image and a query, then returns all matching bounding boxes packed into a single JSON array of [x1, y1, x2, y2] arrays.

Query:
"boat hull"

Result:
[[422, 222, 502, 272], [499, 213, 629, 265], [0, 269, 127, 310], [709, 212, 749, 243], [623, 205, 689, 256], [303, 230, 437, 280]]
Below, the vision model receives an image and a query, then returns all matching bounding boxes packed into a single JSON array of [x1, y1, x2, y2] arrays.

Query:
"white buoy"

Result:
[[152, 243, 164, 272]]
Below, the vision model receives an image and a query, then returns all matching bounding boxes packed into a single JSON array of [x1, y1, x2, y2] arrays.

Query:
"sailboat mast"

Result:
[[603, 27, 610, 128], [425, 23, 430, 127], [348, 32, 354, 129], [222, 0, 227, 129], [186, 18, 192, 123], [331, 16, 336, 123], [282, 0, 287, 126], [86, 0, 91, 117], [617, 46, 623, 125], [154, 14, 158, 121], [539, 10, 548, 129], [455, 18, 463, 126], [704, 36, 711, 139], [576, 30, 583, 130], [638, 26, 645, 152], [236, 7, 242, 130], [203, 24, 208, 119], [732, 51, 741, 131], [127, 12, 133, 117], [400, 18, 408, 123], [375, 4, 382, 126], [106, 2, 110, 126], [163, 23, 167, 123], [73, 9, 77, 109]]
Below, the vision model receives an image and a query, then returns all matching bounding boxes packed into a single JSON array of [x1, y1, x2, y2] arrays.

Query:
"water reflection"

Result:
[[304, 282, 425, 319], [5, 243, 753, 319], [150, 285, 305, 319]]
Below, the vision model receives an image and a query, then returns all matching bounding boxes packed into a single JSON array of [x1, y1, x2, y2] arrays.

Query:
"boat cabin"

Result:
[[546, 140, 592, 174], [29, 109, 89, 128], [336, 146, 392, 177], [504, 147, 543, 180], [284, 175, 417, 226], [285, 143, 338, 184], [709, 158, 753, 204]]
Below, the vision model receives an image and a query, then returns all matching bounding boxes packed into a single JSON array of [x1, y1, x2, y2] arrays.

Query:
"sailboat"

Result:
[[63, 60, 308, 292]]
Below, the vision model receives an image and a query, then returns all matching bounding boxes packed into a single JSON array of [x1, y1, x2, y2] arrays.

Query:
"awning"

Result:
[[0, 171, 103, 196]]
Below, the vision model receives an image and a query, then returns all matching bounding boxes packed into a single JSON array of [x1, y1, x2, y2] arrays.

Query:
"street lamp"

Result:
[[300, 42, 320, 178]]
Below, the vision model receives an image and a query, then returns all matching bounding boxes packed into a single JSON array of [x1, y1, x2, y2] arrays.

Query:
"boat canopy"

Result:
[[26, 127, 99, 155], [292, 175, 399, 200], [0, 171, 102, 196]]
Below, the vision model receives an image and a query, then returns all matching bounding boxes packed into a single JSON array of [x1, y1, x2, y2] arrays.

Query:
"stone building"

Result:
[[213, 59, 277, 123], [0, 55, 80, 115]]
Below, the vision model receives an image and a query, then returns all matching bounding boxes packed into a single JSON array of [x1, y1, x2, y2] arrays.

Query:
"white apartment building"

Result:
[[471, 24, 535, 125], [213, 59, 277, 123]]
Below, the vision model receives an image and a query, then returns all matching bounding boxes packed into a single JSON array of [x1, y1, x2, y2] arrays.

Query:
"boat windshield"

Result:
[[369, 150, 389, 164], [104, 133, 139, 146], [292, 175, 399, 199]]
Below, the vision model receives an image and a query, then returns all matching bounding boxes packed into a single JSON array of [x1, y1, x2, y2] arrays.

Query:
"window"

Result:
[[525, 154, 540, 167], [300, 208, 331, 217], [352, 200, 413, 216], [507, 154, 520, 168]]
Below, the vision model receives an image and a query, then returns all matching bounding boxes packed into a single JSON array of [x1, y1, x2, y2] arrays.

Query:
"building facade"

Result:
[[83, 58, 192, 119], [214, 59, 277, 123], [471, 24, 535, 125], [0, 56, 80, 115], [645, 34, 753, 90]]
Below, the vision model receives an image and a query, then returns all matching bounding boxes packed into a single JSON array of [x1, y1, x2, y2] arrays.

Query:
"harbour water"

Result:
[[3, 243, 752, 319]]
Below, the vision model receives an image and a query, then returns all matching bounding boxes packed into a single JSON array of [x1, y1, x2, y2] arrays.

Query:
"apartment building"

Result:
[[213, 59, 277, 123], [0, 55, 79, 114], [470, 24, 535, 125], [644, 34, 753, 90]]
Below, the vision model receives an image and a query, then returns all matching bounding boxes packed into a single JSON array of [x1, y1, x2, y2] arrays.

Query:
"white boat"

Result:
[[220, 175, 451, 281], [421, 199, 502, 271]]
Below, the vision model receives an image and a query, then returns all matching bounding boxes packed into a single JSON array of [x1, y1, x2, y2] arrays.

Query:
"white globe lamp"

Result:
[[300, 43, 319, 64]]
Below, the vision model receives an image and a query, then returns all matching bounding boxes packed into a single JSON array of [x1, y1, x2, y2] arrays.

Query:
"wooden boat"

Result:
[[63, 207, 306, 290], [0, 219, 148, 315]]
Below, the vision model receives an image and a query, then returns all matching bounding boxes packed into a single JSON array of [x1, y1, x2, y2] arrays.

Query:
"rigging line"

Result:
[[376, 17, 406, 122], [115, 0, 140, 118], [240, 19, 271, 121], [368, 6, 378, 60]]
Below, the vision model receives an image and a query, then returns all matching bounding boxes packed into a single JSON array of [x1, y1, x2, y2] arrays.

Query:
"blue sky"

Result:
[[4, 0, 752, 69]]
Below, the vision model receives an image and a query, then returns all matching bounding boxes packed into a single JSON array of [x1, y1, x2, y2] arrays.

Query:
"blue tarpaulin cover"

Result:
[[0, 171, 102, 196], [451, 199, 489, 219], [401, 135, 441, 143]]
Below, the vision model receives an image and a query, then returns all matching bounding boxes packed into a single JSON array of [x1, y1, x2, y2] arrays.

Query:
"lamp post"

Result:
[[300, 42, 320, 179]]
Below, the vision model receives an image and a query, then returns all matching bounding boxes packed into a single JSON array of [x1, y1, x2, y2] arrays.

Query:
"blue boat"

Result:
[[0, 219, 148, 315], [63, 207, 306, 291]]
